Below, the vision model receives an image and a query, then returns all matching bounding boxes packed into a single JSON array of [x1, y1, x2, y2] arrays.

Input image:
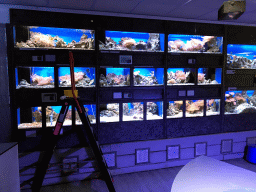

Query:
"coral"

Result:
[[32, 108, 42, 122], [31, 74, 54, 86], [198, 73, 205, 83]]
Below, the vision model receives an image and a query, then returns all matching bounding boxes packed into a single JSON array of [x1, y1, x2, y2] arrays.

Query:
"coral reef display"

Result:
[[46, 106, 72, 127], [100, 68, 130, 87], [134, 68, 164, 86], [18, 107, 42, 129], [167, 68, 195, 85], [197, 68, 222, 85], [99, 31, 164, 52], [186, 100, 204, 117], [225, 90, 256, 114], [206, 99, 220, 116], [227, 44, 256, 69], [16, 67, 54, 89], [167, 101, 183, 118], [15, 26, 94, 50], [59, 67, 95, 87], [100, 103, 119, 122], [123, 102, 144, 121], [76, 105, 96, 124], [168, 35, 223, 53], [147, 101, 163, 120]]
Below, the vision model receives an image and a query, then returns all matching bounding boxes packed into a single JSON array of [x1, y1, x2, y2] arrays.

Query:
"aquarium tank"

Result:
[[17, 107, 42, 129], [168, 34, 223, 53], [46, 106, 72, 127], [167, 68, 195, 85], [167, 101, 183, 118], [123, 102, 144, 121], [58, 67, 95, 87], [227, 44, 256, 69], [198, 68, 222, 85], [206, 99, 220, 116], [99, 31, 165, 52], [225, 90, 256, 115], [134, 68, 164, 86], [185, 100, 204, 117], [14, 26, 95, 50], [146, 101, 163, 120], [99, 68, 130, 87], [76, 104, 96, 125], [16, 67, 54, 89], [100, 103, 119, 123]]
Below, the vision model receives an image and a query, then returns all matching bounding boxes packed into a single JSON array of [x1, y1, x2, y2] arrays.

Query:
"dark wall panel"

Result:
[[99, 121, 164, 144], [223, 114, 256, 133], [167, 116, 222, 138]]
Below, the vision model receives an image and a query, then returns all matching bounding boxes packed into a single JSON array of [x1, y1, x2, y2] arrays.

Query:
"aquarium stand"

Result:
[[31, 97, 116, 192]]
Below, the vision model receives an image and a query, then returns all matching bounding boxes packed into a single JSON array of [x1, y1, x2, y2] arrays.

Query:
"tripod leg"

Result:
[[75, 100, 116, 192], [31, 102, 70, 192]]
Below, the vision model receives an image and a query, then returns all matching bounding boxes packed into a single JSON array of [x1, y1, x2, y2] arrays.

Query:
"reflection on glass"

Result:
[[167, 101, 183, 118], [76, 105, 96, 124], [206, 99, 220, 116], [168, 34, 223, 53], [15, 26, 95, 50], [16, 67, 54, 89], [123, 102, 144, 121], [225, 90, 256, 115], [198, 68, 222, 85], [146, 101, 163, 120], [167, 68, 195, 85], [18, 107, 42, 129], [58, 67, 95, 87], [99, 68, 130, 87], [186, 100, 204, 117], [46, 106, 72, 127], [134, 68, 164, 86], [100, 103, 119, 122], [227, 44, 256, 69], [100, 31, 164, 52]]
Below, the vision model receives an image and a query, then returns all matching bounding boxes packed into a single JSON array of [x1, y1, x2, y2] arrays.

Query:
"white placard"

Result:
[[187, 90, 194, 96], [113, 92, 122, 99]]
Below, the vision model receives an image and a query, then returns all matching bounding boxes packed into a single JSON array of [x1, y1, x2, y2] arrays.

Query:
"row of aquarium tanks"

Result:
[[17, 89, 256, 128], [14, 26, 223, 53], [18, 99, 221, 129], [16, 67, 222, 88], [14, 26, 256, 69]]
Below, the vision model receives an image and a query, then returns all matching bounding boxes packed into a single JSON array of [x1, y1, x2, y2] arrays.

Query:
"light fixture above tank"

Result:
[[218, 0, 246, 20]]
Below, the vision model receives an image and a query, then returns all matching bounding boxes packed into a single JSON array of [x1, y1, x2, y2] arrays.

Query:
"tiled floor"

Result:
[[21, 158, 256, 192]]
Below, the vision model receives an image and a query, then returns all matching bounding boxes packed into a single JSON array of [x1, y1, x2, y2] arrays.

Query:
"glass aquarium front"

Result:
[[100, 103, 119, 123], [167, 68, 195, 85], [100, 31, 164, 52], [167, 101, 183, 118], [46, 106, 72, 127], [76, 104, 96, 125], [123, 102, 144, 121], [198, 68, 222, 85], [185, 100, 204, 117], [168, 34, 223, 53], [134, 68, 164, 86], [146, 101, 163, 120], [99, 68, 130, 87], [225, 90, 256, 115], [17, 107, 42, 129], [14, 26, 94, 50], [16, 67, 54, 89], [227, 44, 256, 69], [206, 99, 220, 116], [58, 67, 95, 87]]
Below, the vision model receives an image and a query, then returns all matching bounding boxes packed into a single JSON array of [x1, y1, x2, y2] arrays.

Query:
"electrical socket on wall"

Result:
[[62, 156, 78, 173]]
